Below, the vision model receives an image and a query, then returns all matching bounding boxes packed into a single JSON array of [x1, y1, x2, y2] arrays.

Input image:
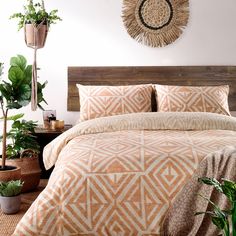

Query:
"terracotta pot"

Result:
[[6, 156, 41, 193], [24, 23, 48, 49], [0, 166, 21, 182], [0, 195, 21, 214]]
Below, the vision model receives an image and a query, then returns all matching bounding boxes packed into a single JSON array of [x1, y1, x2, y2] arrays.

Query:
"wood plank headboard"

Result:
[[68, 66, 236, 111]]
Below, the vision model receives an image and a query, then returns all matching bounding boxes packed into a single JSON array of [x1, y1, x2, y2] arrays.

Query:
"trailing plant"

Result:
[[0, 55, 47, 169], [0, 114, 39, 159], [0, 180, 24, 197], [10, 0, 62, 30], [196, 177, 236, 236]]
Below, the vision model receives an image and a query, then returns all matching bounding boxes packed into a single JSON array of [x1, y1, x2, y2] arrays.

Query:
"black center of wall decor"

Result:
[[138, 0, 174, 30]]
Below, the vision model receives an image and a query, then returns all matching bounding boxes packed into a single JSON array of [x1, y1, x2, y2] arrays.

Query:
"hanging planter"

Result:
[[24, 22, 48, 49], [10, 0, 62, 110], [24, 20, 49, 110]]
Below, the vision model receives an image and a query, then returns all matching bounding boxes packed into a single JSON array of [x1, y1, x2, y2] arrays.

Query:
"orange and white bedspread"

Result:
[[14, 112, 236, 236]]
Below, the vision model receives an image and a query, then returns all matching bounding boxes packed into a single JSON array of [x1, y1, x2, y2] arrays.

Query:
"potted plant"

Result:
[[0, 55, 47, 181], [196, 177, 236, 236], [10, 0, 62, 49], [0, 180, 24, 214], [2, 115, 41, 192]]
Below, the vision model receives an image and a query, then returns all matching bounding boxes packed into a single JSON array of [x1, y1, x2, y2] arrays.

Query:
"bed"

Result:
[[14, 66, 236, 235]]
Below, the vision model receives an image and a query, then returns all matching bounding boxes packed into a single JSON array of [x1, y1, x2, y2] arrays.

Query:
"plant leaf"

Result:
[[212, 217, 227, 230], [5, 113, 24, 121], [8, 66, 24, 86], [0, 180, 23, 197], [222, 185, 236, 203], [24, 65, 32, 83], [10, 55, 27, 70], [195, 211, 216, 217], [17, 84, 31, 104], [198, 177, 223, 193]]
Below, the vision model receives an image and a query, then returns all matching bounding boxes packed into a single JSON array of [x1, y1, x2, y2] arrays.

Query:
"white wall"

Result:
[[0, 0, 236, 125]]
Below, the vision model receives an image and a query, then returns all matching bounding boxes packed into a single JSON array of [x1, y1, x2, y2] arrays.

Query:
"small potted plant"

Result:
[[2, 115, 41, 192], [0, 55, 47, 181], [10, 0, 62, 49], [0, 180, 24, 214], [196, 177, 236, 236]]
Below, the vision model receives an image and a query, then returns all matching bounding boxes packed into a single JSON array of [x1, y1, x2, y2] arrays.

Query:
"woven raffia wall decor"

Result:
[[122, 0, 189, 47]]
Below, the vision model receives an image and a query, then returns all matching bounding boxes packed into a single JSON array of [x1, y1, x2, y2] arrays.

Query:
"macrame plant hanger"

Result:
[[24, 0, 48, 111]]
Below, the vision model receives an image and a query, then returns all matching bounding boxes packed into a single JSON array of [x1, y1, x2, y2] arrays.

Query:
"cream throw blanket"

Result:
[[43, 112, 236, 170]]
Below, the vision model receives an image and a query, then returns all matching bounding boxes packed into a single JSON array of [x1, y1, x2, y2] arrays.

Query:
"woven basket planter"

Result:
[[6, 150, 41, 193], [24, 23, 48, 49], [0, 166, 21, 182]]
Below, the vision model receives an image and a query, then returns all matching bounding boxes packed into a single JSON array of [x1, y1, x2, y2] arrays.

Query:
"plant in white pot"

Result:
[[0, 55, 47, 181], [0, 180, 24, 214]]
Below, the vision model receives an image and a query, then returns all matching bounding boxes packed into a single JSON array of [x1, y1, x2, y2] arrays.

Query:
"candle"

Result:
[[51, 120, 64, 130]]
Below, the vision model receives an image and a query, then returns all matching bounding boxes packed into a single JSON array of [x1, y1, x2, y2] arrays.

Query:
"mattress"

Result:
[[14, 112, 236, 235]]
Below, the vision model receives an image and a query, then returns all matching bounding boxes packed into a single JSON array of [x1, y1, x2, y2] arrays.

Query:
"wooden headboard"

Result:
[[68, 66, 236, 111]]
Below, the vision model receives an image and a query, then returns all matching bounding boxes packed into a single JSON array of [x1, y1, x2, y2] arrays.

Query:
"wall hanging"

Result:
[[122, 0, 189, 47], [10, 0, 62, 110]]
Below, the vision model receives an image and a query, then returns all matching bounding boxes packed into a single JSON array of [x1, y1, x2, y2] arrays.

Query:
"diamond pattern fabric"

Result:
[[14, 112, 236, 235], [155, 84, 230, 115], [78, 84, 153, 121]]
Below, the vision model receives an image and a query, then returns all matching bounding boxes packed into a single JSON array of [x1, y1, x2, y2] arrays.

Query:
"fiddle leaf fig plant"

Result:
[[0, 55, 47, 169], [10, 0, 62, 31], [0, 55, 47, 110], [195, 177, 236, 236]]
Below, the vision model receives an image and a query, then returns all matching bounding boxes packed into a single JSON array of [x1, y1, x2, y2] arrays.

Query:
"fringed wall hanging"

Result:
[[122, 0, 189, 47]]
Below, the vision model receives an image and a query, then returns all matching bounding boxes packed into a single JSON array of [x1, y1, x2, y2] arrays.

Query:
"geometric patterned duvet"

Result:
[[14, 112, 236, 235]]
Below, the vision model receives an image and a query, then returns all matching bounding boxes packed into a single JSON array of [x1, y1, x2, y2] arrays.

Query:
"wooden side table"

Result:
[[34, 125, 73, 179]]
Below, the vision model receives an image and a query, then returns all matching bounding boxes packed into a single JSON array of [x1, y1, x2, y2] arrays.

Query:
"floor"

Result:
[[0, 179, 48, 236]]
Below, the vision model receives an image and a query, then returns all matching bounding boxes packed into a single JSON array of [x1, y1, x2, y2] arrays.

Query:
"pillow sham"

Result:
[[155, 84, 231, 115], [77, 84, 153, 121]]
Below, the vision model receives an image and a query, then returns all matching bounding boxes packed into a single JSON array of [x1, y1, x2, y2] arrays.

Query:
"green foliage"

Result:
[[0, 180, 23, 197], [10, 0, 62, 30], [0, 55, 47, 110], [196, 177, 236, 236], [0, 113, 25, 121], [0, 55, 46, 169], [0, 115, 40, 159]]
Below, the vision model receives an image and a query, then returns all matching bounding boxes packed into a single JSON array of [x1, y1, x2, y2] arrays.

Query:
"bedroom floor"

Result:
[[0, 179, 48, 236]]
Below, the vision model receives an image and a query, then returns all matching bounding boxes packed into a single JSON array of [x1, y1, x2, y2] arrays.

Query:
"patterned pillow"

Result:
[[155, 84, 231, 115], [77, 84, 153, 121]]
